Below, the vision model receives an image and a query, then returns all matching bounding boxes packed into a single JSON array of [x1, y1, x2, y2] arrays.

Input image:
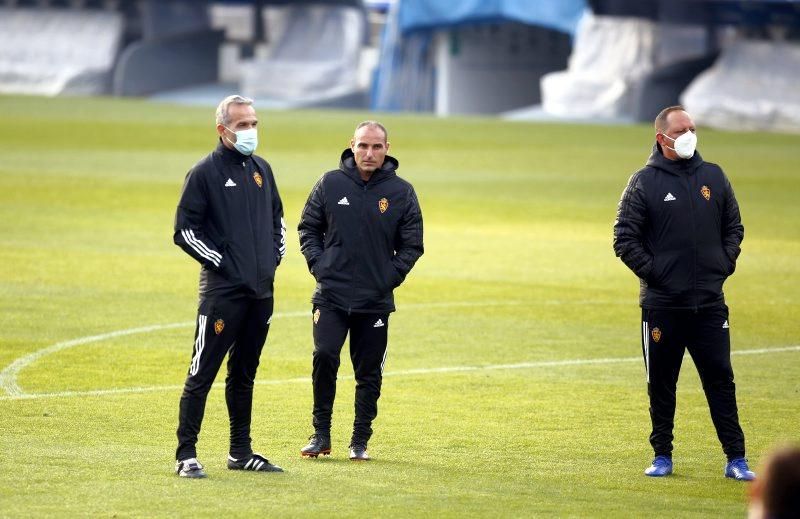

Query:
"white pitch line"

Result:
[[0, 311, 304, 397], [1, 345, 798, 402], [0, 322, 189, 397], [0, 301, 531, 397]]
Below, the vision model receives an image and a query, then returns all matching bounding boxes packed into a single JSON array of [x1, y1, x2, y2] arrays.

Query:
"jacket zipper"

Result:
[[348, 183, 369, 314], [241, 160, 260, 289], [685, 174, 698, 312]]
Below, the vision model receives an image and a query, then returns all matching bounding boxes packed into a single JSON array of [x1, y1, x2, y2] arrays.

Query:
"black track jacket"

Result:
[[298, 148, 424, 313], [613, 143, 744, 310], [174, 140, 286, 299]]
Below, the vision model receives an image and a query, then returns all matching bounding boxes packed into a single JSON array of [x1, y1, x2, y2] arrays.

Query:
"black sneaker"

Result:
[[300, 434, 331, 458], [227, 453, 284, 472], [349, 442, 369, 461], [175, 457, 207, 478]]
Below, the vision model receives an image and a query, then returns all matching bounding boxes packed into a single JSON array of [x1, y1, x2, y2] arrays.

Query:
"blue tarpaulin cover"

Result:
[[398, 0, 588, 36]]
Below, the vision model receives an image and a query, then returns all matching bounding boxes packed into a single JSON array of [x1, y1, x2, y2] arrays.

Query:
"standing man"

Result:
[[172, 95, 286, 478], [613, 106, 754, 481], [297, 121, 423, 461]]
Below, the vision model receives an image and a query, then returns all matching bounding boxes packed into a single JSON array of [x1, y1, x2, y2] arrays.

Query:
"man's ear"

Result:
[[350, 138, 355, 151], [385, 141, 390, 153], [217, 124, 227, 138]]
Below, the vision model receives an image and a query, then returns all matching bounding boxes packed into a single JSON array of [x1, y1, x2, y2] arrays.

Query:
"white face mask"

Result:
[[662, 130, 697, 159], [224, 126, 258, 156]]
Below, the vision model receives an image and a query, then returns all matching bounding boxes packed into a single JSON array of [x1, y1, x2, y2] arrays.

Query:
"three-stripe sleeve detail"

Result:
[[278, 217, 287, 258], [180, 229, 222, 267]]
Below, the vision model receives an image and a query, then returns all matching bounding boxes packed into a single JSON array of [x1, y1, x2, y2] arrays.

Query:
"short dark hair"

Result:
[[654, 105, 686, 133], [355, 120, 388, 142]]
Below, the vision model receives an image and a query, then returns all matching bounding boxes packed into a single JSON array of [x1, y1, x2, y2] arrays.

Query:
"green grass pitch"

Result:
[[0, 95, 798, 517]]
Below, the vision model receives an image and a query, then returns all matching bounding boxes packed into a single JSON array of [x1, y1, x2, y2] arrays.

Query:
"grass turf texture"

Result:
[[0, 94, 798, 517]]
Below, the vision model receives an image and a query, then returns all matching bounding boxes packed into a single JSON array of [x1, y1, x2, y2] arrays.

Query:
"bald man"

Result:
[[613, 106, 754, 481], [297, 121, 424, 461]]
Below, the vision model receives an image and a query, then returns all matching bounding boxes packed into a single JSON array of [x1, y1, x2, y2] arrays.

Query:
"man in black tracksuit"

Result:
[[172, 95, 286, 478], [297, 121, 423, 461], [613, 106, 754, 481]]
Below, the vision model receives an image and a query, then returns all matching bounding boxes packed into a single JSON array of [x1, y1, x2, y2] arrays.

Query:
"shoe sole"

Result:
[[725, 473, 754, 481], [178, 472, 207, 478], [301, 449, 331, 458], [228, 468, 284, 472], [227, 464, 284, 472]]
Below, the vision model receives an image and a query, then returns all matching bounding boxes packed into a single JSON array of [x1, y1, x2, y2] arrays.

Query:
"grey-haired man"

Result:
[[172, 95, 286, 478]]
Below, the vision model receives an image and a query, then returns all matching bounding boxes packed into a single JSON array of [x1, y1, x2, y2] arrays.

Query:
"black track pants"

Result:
[[641, 305, 746, 461], [310, 306, 389, 444], [176, 295, 273, 461]]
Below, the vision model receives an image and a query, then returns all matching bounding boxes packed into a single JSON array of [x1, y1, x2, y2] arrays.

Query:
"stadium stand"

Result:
[[540, 13, 656, 119], [540, 13, 709, 120], [0, 7, 123, 95], [238, 4, 366, 104], [682, 39, 800, 132], [372, 0, 581, 114]]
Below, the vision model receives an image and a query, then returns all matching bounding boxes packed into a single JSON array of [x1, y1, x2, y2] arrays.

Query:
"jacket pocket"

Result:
[[701, 248, 730, 278], [388, 262, 404, 289], [315, 246, 348, 283], [647, 254, 678, 288], [375, 260, 403, 294], [219, 245, 245, 288], [647, 255, 663, 286], [722, 249, 736, 276], [720, 251, 734, 277], [311, 250, 328, 281]]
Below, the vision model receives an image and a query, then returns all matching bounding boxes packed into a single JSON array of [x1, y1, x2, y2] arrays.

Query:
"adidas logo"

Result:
[[722, 320, 729, 329], [337, 197, 350, 206], [225, 178, 237, 187], [373, 319, 385, 328], [663, 192, 676, 202]]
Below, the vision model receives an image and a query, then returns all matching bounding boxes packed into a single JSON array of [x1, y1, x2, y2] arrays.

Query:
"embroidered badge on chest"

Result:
[[378, 197, 389, 213], [214, 319, 225, 335], [253, 172, 263, 188], [700, 185, 711, 201]]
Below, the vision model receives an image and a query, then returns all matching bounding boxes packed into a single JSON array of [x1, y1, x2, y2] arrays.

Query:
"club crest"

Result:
[[313, 308, 320, 324], [651, 327, 662, 343], [214, 319, 225, 335], [378, 198, 389, 214], [253, 172, 263, 188], [700, 185, 711, 201]]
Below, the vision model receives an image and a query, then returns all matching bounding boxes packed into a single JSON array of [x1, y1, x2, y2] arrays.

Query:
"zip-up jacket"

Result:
[[613, 143, 744, 310], [174, 140, 286, 299], [298, 148, 424, 313]]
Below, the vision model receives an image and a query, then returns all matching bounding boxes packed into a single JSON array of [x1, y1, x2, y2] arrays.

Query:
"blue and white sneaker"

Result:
[[725, 458, 755, 481], [175, 457, 207, 478], [644, 456, 673, 477]]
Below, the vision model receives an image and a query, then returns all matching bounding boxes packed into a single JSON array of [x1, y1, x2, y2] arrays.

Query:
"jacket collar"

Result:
[[215, 138, 251, 164], [645, 142, 703, 176], [339, 148, 398, 185]]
